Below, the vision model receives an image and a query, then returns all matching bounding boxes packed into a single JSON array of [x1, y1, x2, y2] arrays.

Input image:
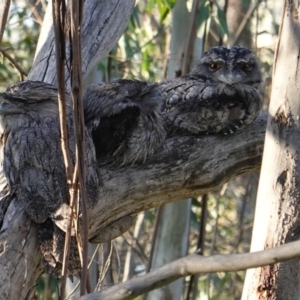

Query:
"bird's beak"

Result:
[[219, 72, 243, 85], [0, 101, 22, 115]]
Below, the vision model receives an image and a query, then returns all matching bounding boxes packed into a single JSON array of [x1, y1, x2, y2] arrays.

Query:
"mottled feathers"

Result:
[[0, 81, 100, 275], [84, 79, 166, 164], [159, 46, 262, 135]]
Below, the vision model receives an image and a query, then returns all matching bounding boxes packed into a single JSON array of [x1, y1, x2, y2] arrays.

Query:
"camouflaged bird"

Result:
[[0, 81, 101, 276], [0, 46, 262, 277], [158, 46, 262, 135]]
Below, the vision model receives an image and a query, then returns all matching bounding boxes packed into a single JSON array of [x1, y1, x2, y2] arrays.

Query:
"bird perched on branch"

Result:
[[158, 46, 262, 135], [84, 79, 166, 165], [0, 81, 101, 276], [0, 46, 262, 277], [86, 46, 262, 161]]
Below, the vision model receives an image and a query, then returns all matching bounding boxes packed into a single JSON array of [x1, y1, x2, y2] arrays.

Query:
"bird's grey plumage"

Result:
[[158, 46, 262, 135], [0, 81, 101, 276], [84, 79, 166, 165]]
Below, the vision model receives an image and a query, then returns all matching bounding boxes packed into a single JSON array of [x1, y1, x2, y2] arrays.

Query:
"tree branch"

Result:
[[76, 239, 300, 300], [0, 0, 11, 45], [0, 113, 265, 299], [28, 0, 135, 86], [88, 113, 266, 242], [0, 47, 28, 78]]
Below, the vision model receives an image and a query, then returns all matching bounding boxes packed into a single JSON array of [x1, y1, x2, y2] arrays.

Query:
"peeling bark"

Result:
[[243, 1, 300, 299]]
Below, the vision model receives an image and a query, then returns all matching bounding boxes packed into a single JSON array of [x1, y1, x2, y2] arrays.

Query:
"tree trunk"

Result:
[[242, 1, 300, 299]]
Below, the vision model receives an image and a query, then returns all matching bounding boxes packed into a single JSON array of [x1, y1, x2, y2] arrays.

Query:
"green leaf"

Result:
[[196, 0, 211, 38], [215, 1, 229, 39]]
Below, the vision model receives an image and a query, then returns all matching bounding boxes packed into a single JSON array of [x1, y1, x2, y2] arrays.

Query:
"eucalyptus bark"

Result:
[[243, 1, 300, 299], [29, 0, 134, 86]]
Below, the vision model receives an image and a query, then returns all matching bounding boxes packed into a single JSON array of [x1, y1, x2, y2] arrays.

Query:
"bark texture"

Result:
[[243, 1, 300, 299], [28, 0, 135, 86], [88, 113, 265, 240], [0, 110, 265, 298]]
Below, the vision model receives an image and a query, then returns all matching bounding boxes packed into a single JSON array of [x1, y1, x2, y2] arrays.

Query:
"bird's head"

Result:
[[190, 46, 262, 88], [0, 81, 71, 133]]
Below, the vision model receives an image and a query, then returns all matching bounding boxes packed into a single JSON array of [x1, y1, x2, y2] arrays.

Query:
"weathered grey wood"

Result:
[[0, 112, 265, 299], [28, 0, 135, 86], [89, 113, 266, 241], [0, 199, 42, 299]]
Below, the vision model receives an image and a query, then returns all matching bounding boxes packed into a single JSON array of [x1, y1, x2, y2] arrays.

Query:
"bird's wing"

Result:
[[84, 79, 166, 164]]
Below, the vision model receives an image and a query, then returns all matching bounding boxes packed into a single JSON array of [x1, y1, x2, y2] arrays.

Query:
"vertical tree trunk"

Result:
[[243, 1, 300, 299]]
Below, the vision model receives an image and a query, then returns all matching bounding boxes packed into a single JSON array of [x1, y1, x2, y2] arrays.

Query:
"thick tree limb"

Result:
[[89, 113, 266, 241], [0, 113, 265, 299]]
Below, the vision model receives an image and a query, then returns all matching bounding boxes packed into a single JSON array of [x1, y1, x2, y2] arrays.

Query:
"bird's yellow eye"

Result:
[[242, 63, 251, 70], [209, 63, 221, 70]]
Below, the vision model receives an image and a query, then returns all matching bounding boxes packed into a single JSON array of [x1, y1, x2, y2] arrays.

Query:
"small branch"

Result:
[[96, 241, 114, 291], [76, 240, 300, 300], [52, 0, 75, 298], [0, 47, 28, 78], [0, 0, 11, 45], [230, 0, 261, 46], [186, 194, 208, 300], [69, 0, 89, 295]]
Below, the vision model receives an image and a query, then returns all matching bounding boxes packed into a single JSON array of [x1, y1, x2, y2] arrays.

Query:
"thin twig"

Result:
[[230, 0, 261, 46], [66, 244, 101, 299], [96, 241, 114, 291], [147, 207, 162, 273], [69, 0, 89, 295], [206, 185, 224, 297], [186, 194, 208, 300], [123, 231, 148, 263], [0, 0, 11, 45], [0, 47, 28, 78], [52, 0, 75, 299], [112, 241, 121, 283]]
